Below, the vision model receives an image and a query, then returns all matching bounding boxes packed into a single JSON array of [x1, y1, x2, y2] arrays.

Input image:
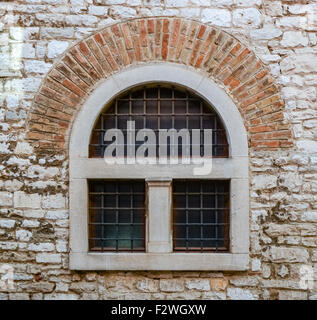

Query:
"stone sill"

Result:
[[70, 252, 249, 271]]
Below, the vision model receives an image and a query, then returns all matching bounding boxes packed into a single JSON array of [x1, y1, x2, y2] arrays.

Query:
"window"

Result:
[[88, 180, 146, 252], [87, 84, 231, 254], [69, 64, 249, 271], [173, 180, 230, 252]]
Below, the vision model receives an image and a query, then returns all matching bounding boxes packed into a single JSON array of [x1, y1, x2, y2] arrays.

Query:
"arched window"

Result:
[[89, 85, 229, 159], [88, 84, 229, 253], [69, 64, 249, 271]]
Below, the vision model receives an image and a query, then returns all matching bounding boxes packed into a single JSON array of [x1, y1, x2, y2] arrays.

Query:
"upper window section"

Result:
[[89, 84, 229, 158]]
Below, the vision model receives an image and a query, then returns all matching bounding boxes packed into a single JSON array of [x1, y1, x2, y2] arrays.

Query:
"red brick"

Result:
[[121, 24, 134, 50], [197, 25, 206, 39], [62, 79, 86, 97], [147, 19, 154, 34], [161, 33, 169, 60], [170, 19, 181, 47], [62, 54, 93, 85], [163, 19, 170, 33], [139, 20, 147, 47], [250, 124, 276, 133]]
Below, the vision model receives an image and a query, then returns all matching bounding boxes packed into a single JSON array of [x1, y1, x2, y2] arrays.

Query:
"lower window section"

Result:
[[88, 179, 230, 253], [173, 180, 230, 252], [88, 180, 146, 252]]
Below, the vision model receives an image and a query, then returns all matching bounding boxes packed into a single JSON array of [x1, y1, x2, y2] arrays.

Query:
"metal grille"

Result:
[[89, 85, 229, 158], [173, 180, 230, 252], [88, 180, 146, 252]]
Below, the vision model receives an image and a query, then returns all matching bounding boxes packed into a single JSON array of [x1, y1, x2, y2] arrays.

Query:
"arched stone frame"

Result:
[[69, 63, 249, 270]]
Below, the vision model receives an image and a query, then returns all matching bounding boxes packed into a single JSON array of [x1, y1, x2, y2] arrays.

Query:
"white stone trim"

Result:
[[70, 158, 248, 180], [70, 252, 249, 271], [146, 178, 172, 253], [69, 62, 249, 271]]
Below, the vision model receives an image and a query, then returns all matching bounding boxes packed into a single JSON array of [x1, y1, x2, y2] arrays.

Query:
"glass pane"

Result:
[[160, 87, 172, 98], [160, 100, 172, 114], [117, 100, 129, 114], [174, 100, 186, 114], [174, 209, 186, 223], [132, 100, 144, 114], [146, 100, 158, 114], [173, 180, 230, 252], [188, 210, 201, 223], [104, 210, 116, 223], [88, 180, 145, 252], [131, 89, 143, 99], [118, 210, 131, 223], [188, 100, 201, 114]]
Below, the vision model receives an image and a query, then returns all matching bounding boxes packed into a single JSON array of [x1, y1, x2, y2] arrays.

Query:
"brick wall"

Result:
[[0, 0, 317, 300]]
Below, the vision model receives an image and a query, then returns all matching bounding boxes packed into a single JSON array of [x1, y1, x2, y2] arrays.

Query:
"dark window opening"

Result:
[[88, 180, 146, 252], [89, 85, 229, 158], [173, 180, 230, 252]]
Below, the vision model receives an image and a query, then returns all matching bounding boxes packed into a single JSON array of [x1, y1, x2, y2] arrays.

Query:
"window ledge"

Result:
[[70, 252, 249, 271]]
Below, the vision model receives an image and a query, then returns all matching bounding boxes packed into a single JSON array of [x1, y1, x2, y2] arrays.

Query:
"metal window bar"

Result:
[[173, 180, 230, 252], [88, 180, 146, 252], [89, 85, 229, 158]]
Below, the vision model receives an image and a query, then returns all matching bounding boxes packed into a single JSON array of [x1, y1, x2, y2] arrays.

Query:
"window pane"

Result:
[[88, 180, 145, 252], [173, 180, 230, 252]]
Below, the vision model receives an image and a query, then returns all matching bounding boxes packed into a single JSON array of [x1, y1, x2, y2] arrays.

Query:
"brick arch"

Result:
[[26, 17, 293, 153]]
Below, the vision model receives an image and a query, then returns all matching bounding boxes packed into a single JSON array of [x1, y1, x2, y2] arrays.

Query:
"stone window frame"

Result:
[[69, 63, 249, 271]]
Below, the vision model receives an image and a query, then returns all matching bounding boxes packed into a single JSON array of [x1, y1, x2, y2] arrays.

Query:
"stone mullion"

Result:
[[146, 179, 173, 254]]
